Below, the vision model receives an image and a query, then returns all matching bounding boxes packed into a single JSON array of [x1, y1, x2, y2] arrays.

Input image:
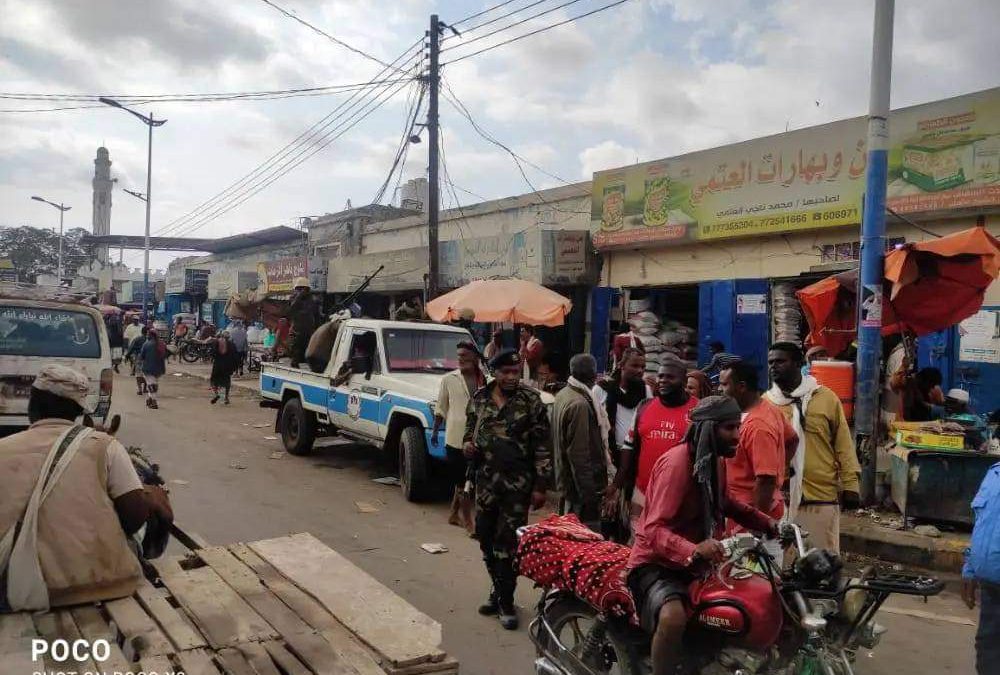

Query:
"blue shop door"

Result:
[[917, 328, 956, 386], [956, 306, 1000, 416], [591, 286, 620, 375], [732, 280, 771, 385], [698, 281, 735, 367]]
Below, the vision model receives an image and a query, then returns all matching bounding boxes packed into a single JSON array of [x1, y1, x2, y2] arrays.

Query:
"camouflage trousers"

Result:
[[475, 468, 533, 608]]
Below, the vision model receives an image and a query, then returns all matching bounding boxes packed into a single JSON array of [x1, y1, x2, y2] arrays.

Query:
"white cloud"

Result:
[[579, 140, 639, 178]]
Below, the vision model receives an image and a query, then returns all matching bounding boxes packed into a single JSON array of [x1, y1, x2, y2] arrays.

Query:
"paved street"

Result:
[[113, 370, 977, 675]]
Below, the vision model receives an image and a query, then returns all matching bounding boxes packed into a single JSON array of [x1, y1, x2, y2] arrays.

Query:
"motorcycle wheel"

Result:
[[538, 595, 648, 675], [180, 345, 200, 364]]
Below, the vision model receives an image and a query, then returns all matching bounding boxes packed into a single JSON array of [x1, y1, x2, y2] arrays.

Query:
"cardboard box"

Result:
[[896, 429, 965, 451]]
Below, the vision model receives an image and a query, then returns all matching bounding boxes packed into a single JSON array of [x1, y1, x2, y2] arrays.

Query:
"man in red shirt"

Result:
[[627, 396, 778, 675], [615, 355, 697, 524], [720, 362, 797, 555]]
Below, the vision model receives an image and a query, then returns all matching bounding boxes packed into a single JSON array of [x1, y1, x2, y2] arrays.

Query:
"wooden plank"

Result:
[[33, 610, 98, 673], [69, 605, 133, 674], [141, 655, 175, 674], [197, 546, 361, 675], [386, 657, 461, 675], [263, 641, 313, 675], [176, 648, 223, 675], [0, 613, 38, 675], [156, 561, 278, 649], [135, 578, 208, 650], [216, 647, 259, 675], [251, 533, 444, 668], [105, 595, 176, 659], [238, 642, 283, 675]]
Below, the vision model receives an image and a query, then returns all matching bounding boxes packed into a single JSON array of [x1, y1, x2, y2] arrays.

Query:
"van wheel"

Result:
[[280, 397, 316, 455], [399, 426, 429, 502]]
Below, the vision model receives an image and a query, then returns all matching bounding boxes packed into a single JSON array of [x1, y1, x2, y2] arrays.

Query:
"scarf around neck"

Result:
[[686, 395, 742, 541], [765, 375, 820, 521]]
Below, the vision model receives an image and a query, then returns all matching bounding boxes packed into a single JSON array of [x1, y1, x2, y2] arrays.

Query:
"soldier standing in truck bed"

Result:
[[464, 349, 551, 630]]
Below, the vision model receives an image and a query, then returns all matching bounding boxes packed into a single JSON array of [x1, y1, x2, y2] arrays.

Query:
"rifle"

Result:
[[331, 264, 384, 314]]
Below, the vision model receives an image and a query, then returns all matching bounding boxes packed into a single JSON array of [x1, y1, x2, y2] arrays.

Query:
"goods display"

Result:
[[771, 282, 803, 344], [627, 304, 697, 372]]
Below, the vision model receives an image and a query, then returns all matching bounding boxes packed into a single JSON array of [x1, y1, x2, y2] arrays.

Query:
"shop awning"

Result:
[[798, 226, 1000, 354]]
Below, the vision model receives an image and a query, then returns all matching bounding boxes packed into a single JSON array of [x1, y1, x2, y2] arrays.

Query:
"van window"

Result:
[[0, 306, 101, 358]]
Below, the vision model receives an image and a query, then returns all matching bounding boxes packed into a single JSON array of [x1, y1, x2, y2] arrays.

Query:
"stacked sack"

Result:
[[628, 308, 663, 373], [772, 282, 803, 344]]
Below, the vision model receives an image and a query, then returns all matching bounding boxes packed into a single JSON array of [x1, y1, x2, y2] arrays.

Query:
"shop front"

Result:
[[590, 87, 1000, 403]]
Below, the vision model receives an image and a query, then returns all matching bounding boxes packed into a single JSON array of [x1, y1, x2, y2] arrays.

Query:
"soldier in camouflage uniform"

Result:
[[464, 349, 551, 630]]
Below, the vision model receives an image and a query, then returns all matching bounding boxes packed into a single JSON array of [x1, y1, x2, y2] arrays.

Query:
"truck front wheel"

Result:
[[280, 397, 316, 456], [399, 426, 429, 502]]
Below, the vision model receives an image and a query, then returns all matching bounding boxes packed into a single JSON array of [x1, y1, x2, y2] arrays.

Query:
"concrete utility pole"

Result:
[[855, 0, 895, 505], [31, 196, 71, 283], [99, 98, 167, 323], [426, 14, 441, 300]]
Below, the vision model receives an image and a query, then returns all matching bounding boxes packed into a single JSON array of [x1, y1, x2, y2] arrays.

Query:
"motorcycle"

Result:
[[525, 523, 943, 675], [178, 337, 214, 364]]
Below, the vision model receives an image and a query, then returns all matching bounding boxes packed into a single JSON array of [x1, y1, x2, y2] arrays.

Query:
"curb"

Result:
[[840, 519, 967, 574]]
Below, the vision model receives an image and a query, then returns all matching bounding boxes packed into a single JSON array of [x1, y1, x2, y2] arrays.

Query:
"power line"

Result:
[[167, 74, 415, 238], [443, 0, 634, 64], [441, 0, 585, 53], [259, 0, 403, 73], [451, 0, 522, 26], [154, 39, 423, 237], [371, 79, 427, 205], [452, 0, 552, 36]]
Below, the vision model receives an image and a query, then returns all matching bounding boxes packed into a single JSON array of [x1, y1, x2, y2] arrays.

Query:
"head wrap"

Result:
[[32, 364, 89, 407], [685, 370, 713, 399], [685, 395, 742, 540], [489, 348, 522, 370]]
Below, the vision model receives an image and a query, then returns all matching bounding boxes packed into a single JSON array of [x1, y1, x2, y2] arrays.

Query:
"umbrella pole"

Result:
[[855, 0, 895, 506]]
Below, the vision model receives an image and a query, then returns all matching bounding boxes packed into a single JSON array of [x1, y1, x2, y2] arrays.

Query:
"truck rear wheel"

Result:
[[399, 425, 429, 502], [280, 397, 316, 456]]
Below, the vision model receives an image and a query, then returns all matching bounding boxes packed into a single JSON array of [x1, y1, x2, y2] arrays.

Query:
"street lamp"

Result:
[[100, 97, 167, 323], [30, 196, 71, 283]]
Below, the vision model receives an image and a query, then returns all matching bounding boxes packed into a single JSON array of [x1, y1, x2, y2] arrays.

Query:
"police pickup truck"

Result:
[[259, 319, 473, 501]]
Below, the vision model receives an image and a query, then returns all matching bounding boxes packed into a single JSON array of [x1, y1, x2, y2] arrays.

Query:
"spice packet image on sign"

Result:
[[643, 177, 671, 226], [601, 185, 626, 231]]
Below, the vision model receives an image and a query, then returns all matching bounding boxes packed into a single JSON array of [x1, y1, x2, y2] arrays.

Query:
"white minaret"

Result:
[[92, 147, 113, 263]]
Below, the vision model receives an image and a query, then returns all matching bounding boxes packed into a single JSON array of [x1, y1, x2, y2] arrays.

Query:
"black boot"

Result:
[[478, 591, 499, 616], [495, 559, 519, 630], [498, 602, 518, 630]]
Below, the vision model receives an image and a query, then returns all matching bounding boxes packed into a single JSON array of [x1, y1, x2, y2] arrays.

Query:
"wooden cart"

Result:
[[0, 532, 458, 675]]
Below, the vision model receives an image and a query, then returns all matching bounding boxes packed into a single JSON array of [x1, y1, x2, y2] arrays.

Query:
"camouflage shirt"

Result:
[[464, 381, 552, 491]]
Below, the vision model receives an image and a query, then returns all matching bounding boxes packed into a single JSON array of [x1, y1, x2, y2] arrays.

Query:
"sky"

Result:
[[1, 0, 998, 271]]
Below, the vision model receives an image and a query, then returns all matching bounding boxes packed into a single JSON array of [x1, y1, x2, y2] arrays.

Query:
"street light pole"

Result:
[[99, 97, 166, 323], [30, 196, 71, 283]]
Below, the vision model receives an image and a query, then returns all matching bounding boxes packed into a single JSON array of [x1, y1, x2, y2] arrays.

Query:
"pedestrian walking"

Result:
[[123, 316, 142, 347], [551, 354, 609, 529], [431, 341, 486, 535], [228, 320, 248, 377], [963, 462, 1000, 674], [464, 349, 550, 630], [127, 327, 149, 393], [483, 329, 503, 362], [210, 334, 239, 405], [518, 325, 543, 382], [765, 342, 860, 554], [617, 354, 698, 528], [139, 329, 167, 409], [719, 360, 798, 559]]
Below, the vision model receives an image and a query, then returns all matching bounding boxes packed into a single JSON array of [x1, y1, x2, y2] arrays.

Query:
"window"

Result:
[[348, 330, 380, 375], [0, 306, 101, 358], [382, 328, 463, 372]]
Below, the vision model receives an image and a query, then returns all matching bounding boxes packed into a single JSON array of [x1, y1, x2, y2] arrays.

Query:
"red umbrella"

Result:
[[798, 227, 999, 353]]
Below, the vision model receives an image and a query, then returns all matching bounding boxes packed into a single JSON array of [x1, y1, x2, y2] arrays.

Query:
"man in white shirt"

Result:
[[432, 341, 486, 533], [592, 348, 653, 469]]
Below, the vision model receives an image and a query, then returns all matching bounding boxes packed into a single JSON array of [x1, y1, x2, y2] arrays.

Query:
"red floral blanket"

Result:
[[516, 514, 636, 619]]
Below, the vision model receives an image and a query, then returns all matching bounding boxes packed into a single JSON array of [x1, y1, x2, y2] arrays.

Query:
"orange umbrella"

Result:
[[798, 227, 999, 352], [426, 279, 572, 327]]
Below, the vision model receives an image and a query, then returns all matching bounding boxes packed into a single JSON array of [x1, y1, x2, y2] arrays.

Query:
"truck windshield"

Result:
[[0, 305, 101, 358], [382, 328, 467, 372]]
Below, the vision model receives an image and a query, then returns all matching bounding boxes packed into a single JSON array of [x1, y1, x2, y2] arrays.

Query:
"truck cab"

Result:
[[259, 319, 473, 500]]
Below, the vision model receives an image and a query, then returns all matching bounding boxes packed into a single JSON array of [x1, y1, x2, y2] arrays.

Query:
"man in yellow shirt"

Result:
[[765, 342, 860, 554]]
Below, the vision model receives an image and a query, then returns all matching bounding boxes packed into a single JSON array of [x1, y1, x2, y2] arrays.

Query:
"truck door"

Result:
[[328, 328, 382, 439]]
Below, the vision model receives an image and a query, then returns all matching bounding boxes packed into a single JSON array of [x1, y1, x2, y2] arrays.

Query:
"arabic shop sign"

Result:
[[257, 257, 308, 294], [592, 87, 1000, 248]]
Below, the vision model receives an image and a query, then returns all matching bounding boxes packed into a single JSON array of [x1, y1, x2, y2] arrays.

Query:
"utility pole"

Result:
[[855, 0, 895, 505], [31, 196, 71, 284], [426, 14, 441, 300]]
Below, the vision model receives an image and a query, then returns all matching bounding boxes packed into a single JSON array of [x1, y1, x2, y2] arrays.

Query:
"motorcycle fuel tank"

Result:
[[688, 572, 783, 650]]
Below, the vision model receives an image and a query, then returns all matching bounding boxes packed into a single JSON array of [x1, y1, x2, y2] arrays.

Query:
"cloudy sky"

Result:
[[1, 0, 998, 270]]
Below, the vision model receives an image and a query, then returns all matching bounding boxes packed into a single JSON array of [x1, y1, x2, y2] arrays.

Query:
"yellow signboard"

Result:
[[592, 87, 1000, 248]]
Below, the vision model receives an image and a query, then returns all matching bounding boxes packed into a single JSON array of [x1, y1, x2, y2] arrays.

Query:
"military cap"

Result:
[[489, 349, 522, 370]]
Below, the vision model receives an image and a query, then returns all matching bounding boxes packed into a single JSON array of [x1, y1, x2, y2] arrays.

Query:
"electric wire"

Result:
[[441, 0, 585, 53], [450, 0, 552, 37], [371, 78, 427, 205], [442, 0, 634, 64], [451, 0, 523, 26]]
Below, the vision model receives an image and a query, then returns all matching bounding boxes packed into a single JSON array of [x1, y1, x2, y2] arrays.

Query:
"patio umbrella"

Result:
[[426, 279, 573, 327], [798, 226, 1000, 353]]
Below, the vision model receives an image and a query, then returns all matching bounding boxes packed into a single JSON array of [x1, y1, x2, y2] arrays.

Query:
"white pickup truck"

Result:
[[259, 319, 474, 500]]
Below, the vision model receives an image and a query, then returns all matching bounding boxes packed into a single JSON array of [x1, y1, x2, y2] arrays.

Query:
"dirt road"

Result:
[[113, 371, 977, 675]]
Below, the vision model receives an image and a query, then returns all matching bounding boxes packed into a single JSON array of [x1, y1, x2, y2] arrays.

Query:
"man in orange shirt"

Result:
[[720, 361, 797, 558]]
